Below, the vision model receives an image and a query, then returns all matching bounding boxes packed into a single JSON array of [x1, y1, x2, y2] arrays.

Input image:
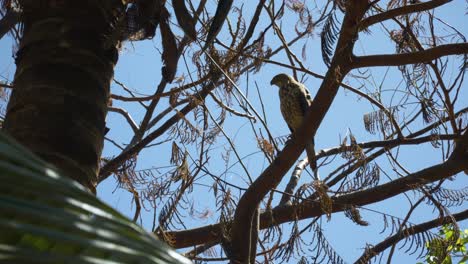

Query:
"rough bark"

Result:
[[3, 0, 124, 193]]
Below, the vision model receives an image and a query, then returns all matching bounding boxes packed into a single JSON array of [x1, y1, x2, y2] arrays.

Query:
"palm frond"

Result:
[[0, 131, 190, 264]]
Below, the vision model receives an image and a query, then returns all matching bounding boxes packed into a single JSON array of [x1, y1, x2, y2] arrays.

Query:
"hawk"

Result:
[[270, 73, 319, 179]]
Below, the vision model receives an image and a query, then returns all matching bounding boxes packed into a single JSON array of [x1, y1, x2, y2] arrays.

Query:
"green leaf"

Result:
[[0, 132, 191, 264]]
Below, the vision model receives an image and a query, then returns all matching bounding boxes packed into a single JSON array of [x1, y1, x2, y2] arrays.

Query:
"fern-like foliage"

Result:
[[431, 187, 468, 207], [356, 208, 450, 263], [363, 106, 399, 135], [273, 222, 346, 264], [309, 224, 346, 264], [340, 162, 380, 193], [320, 6, 340, 67], [276, 221, 309, 262]]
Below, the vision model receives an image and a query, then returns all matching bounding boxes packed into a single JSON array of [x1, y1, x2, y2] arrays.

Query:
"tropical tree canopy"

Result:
[[0, 0, 467, 263]]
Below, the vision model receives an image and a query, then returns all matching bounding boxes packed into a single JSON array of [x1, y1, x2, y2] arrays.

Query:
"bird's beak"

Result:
[[270, 78, 276, 86]]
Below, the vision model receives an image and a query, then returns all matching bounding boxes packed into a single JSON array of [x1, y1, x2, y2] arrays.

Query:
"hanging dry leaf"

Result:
[[172, 0, 197, 40], [125, 0, 164, 41], [202, 0, 233, 51], [139, 0, 160, 39], [160, 6, 178, 82]]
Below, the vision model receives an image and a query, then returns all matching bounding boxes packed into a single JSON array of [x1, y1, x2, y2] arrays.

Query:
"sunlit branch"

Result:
[[0, 82, 13, 89], [108, 106, 139, 133], [111, 84, 195, 102], [317, 134, 458, 159], [279, 158, 308, 206], [146, 99, 189, 130], [264, 4, 303, 79], [104, 136, 124, 150], [202, 103, 254, 183]]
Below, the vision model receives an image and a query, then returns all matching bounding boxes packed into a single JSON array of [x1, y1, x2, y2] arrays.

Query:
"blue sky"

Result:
[[1, 1, 467, 263]]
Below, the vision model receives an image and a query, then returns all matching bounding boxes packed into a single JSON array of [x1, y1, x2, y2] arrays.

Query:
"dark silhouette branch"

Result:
[[98, 82, 215, 182], [352, 43, 468, 68], [165, 157, 467, 248], [359, 0, 452, 31], [0, 10, 19, 40]]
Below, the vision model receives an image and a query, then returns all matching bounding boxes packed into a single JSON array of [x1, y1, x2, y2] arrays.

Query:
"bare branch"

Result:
[[166, 157, 467, 248], [0, 10, 19, 40], [354, 209, 468, 264], [108, 106, 139, 133], [209, 92, 256, 120], [359, 0, 452, 31], [317, 134, 458, 159], [0, 82, 13, 89], [98, 83, 214, 183], [279, 158, 308, 206], [352, 43, 468, 68]]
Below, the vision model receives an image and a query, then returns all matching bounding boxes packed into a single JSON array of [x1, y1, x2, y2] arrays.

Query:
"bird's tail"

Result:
[[305, 139, 319, 181]]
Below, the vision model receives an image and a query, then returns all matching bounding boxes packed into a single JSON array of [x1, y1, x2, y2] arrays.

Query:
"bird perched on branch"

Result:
[[270, 73, 319, 180]]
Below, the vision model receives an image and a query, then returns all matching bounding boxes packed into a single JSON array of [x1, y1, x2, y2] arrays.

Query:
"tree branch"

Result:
[[354, 209, 468, 264], [228, 1, 371, 262], [359, 0, 452, 31], [317, 134, 458, 159], [352, 43, 468, 68], [0, 10, 19, 40], [108, 106, 139, 133], [166, 158, 467, 248], [279, 158, 308, 206], [98, 83, 215, 182]]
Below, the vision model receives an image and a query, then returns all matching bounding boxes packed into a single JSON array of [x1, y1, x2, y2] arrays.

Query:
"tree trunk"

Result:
[[3, 0, 124, 193]]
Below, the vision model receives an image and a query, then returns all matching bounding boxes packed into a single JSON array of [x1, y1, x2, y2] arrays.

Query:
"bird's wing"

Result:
[[296, 83, 313, 115], [294, 82, 319, 179]]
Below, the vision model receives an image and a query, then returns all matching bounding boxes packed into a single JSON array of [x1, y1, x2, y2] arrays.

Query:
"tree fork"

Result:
[[3, 0, 124, 193], [228, 1, 370, 261]]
